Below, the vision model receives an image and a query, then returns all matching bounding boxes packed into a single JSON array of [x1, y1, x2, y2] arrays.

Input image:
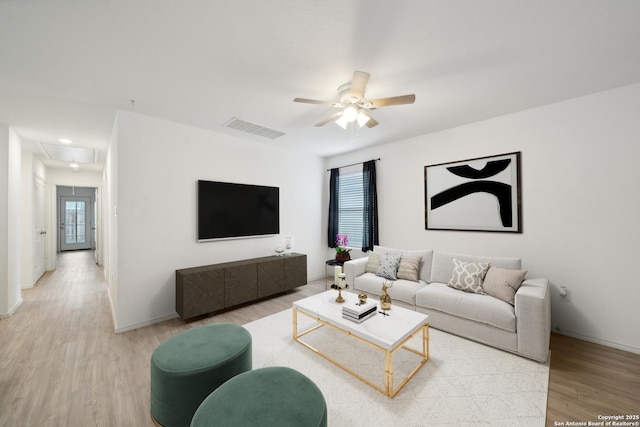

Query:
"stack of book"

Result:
[[342, 300, 377, 323]]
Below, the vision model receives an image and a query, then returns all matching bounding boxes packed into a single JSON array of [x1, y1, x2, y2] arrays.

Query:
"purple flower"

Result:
[[335, 234, 351, 253], [335, 234, 349, 247]]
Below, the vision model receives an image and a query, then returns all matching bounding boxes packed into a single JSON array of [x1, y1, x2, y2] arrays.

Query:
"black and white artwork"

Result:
[[424, 152, 522, 232]]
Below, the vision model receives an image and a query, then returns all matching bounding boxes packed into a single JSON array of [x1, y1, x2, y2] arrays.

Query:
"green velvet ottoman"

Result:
[[150, 323, 252, 427], [190, 366, 327, 427]]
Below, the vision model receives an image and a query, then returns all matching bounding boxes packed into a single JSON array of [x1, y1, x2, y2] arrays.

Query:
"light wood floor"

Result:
[[1, 251, 638, 427]]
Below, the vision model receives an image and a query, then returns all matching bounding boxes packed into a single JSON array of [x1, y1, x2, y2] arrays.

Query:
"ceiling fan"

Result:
[[294, 71, 416, 129]]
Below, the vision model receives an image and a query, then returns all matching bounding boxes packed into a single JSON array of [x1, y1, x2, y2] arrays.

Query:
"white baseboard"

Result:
[[114, 313, 180, 334], [557, 330, 640, 355], [0, 297, 23, 319]]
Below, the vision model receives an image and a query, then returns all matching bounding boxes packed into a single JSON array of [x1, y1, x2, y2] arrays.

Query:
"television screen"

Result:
[[197, 180, 280, 241]]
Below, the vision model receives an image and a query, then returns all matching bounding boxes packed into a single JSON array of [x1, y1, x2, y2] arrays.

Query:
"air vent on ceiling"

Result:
[[223, 117, 285, 139]]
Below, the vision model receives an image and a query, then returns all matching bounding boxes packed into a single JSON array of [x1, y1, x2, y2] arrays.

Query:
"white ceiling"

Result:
[[2, 0, 639, 171]]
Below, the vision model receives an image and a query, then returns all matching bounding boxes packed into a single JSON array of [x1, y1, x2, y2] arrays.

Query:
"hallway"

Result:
[[0, 251, 158, 426]]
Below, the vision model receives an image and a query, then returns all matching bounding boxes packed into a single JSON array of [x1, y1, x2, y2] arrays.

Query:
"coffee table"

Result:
[[292, 290, 429, 398]]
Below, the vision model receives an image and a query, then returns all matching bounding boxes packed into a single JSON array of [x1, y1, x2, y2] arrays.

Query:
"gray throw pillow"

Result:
[[376, 254, 400, 280], [482, 266, 527, 305], [447, 258, 490, 294]]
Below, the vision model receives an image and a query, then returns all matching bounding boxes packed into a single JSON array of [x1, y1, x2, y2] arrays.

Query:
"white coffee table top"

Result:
[[293, 290, 429, 350]]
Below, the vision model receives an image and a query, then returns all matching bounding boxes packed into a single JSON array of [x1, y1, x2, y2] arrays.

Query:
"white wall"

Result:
[[110, 111, 325, 331], [0, 125, 22, 317], [105, 115, 118, 324], [326, 83, 640, 353]]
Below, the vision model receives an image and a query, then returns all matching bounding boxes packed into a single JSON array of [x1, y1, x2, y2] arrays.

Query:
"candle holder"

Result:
[[335, 273, 348, 303]]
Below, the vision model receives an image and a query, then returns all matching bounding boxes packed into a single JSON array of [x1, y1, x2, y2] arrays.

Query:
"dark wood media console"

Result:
[[176, 253, 307, 320]]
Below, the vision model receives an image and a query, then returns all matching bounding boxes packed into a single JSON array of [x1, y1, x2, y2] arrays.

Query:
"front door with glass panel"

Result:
[[60, 196, 91, 251]]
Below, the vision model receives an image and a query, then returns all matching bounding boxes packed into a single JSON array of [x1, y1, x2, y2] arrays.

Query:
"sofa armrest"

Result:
[[344, 257, 368, 288], [514, 278, 551, 362]]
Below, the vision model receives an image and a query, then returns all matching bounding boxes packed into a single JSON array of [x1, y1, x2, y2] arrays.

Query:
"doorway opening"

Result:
[[57, 186, 97, 252]]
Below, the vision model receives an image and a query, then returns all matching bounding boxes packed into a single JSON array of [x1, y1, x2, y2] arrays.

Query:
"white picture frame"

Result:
[[424, 152, 522, 232]]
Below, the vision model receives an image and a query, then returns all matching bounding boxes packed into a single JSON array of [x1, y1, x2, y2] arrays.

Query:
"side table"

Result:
[[325, 259, 344, 290]]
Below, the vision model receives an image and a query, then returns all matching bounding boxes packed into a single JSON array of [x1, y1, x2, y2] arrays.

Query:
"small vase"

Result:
[[335, 252, 351, 263], [358, 292, 367, 305], [380, 289, 391, 310]]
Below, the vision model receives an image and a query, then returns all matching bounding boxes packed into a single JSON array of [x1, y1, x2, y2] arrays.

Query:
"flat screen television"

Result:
[[197, 180, 280, 241]]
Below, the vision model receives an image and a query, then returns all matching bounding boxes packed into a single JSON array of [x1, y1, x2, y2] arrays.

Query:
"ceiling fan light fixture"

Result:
[[294, 70, 415, 130], [356, 110, 370, 128], [335, 114, 349, 129], [342, 105, 358, 122]]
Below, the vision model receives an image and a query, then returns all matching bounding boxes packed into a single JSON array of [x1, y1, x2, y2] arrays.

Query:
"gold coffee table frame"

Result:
[[292, 307, 429, 398]]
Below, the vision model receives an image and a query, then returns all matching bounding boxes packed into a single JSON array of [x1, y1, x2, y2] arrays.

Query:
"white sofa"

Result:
[[343, 246, 551, 362]]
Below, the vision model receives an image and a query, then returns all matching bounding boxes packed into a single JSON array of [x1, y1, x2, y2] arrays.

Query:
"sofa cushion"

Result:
[[374, 246, 434, 282], [415, 282, 516, 332], [430, 251, 522, 284], [354, 273, 427, 305], [397, 256, 421, 282], [482, 266, 528, 305], [376, 254, 400, 280], [447, 259, 489, 294]]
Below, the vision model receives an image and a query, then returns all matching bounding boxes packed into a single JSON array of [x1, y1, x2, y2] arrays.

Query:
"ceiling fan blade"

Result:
[[369, 94, 416, 108], [293, 98, 336, 106], [349, 71, 370, 99], [365, 116, 379, 128], [315, 111, 343, 127]]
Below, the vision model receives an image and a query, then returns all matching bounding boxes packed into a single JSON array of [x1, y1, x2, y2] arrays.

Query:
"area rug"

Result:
[[243, 308, 549, 427]]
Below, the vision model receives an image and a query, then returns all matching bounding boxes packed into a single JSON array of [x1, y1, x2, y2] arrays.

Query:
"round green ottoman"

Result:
[[190, 366, 327, 427], [150, 323, 252, 427]]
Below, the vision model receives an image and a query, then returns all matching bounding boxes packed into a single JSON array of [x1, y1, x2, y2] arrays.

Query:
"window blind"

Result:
[[338, 171, 363, 247]]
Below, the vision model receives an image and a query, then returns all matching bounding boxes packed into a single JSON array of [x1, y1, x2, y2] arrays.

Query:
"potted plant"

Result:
[[335, 234, 352, 262]]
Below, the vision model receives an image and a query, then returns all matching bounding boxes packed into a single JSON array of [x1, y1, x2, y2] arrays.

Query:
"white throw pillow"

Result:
[[447, 258, 490, 294], [365, 252, 381, 274]]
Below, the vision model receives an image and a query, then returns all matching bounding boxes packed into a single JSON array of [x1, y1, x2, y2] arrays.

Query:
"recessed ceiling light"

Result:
[[70, 161, 79, 169], [59, 138, 72, 144]]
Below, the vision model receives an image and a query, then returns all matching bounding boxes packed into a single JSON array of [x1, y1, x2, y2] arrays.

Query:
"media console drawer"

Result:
[[176, 253, 307, 320]]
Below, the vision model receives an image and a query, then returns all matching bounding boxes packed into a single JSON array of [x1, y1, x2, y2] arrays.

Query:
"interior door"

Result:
[[34, 175, 47, 280], [60, 196, 91, 251]]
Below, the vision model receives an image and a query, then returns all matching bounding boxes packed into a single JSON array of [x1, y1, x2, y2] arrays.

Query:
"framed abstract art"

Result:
[[424, 152, 522, 233]]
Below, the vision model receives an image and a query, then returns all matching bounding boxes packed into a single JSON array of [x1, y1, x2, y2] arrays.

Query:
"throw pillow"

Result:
[[365, 252, 381, 274], [447, 258, 490, 294], [482, 266, 528, 305], [397, 256, 422, 282], [376, 254, 400, 280]]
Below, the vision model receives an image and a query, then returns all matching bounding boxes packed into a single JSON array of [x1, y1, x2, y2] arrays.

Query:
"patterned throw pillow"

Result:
[[376, 254, 400, 280], [397, 256, 422, 282], [365, 252, 381, 274], [482, 266, 528, 305], [447, 258, 490, 294]]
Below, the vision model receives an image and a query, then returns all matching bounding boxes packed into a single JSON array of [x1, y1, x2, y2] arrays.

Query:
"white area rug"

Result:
[[243, 308, 549, 427]]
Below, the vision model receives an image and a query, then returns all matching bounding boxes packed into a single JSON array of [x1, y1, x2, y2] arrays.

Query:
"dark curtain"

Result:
[[362, 160, 379, 252], [328, 168, 340, 248]]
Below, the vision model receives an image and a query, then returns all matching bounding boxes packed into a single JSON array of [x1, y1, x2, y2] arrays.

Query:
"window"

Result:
[[338, 170, 363, 247]]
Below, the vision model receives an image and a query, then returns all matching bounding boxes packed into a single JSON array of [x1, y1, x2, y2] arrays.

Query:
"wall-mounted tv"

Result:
[[197, 180, 280, 241]]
